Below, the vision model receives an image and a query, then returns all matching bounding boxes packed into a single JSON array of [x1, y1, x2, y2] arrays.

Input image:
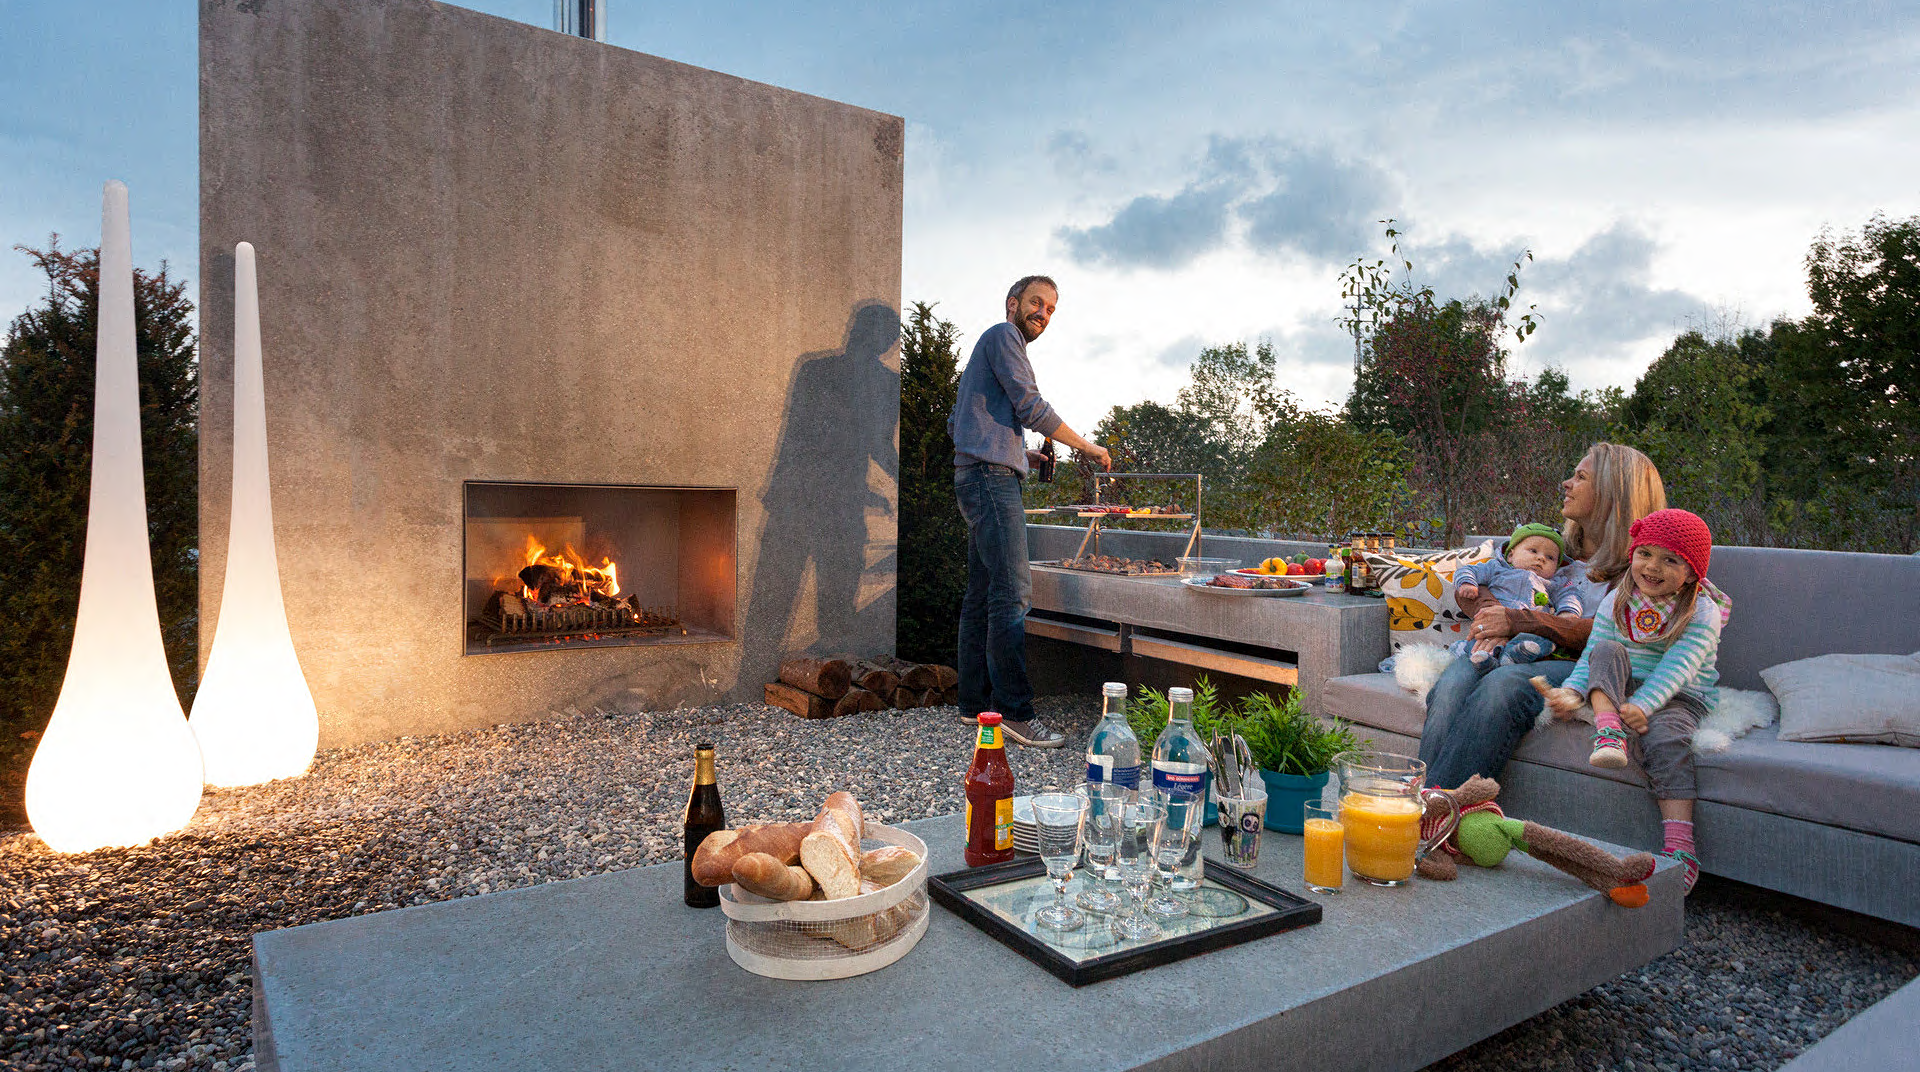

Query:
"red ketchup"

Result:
[[964, 712, 1017, 866]]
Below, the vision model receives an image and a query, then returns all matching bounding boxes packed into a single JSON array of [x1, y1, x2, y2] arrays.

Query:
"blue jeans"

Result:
[[955, 463, 1036, 722], [1418, 657, 1575, 789]]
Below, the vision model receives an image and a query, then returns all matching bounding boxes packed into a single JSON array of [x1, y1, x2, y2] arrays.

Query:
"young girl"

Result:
[[1544, 508, 1731, 893]]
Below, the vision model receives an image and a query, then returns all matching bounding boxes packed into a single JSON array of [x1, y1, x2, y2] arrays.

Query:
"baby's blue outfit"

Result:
[[1448, 551, 1585, 665]]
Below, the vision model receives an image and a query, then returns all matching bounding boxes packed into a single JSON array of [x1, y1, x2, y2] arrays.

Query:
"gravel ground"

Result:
[[3, 696, 1914, 1071]]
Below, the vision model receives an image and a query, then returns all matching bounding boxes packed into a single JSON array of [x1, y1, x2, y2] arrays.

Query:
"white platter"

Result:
[[1180, 576, 1310, 597]]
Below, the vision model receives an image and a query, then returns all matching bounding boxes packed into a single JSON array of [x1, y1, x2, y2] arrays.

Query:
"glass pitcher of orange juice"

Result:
[[1334, 751, 1459, 886]]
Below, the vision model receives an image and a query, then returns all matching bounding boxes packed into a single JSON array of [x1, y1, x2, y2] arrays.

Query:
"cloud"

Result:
[[1055, 137, 1396, 270], [1522, 223, 1709, 361], [1047, 130, 1117, 180]]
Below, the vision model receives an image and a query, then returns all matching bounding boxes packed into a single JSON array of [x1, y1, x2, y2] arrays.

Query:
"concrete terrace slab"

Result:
[[253, 813, 1684, 1072]]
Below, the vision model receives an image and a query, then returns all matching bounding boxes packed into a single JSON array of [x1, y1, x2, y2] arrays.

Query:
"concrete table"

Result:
[[1026, 565, 1389, 712], [253, 814, 1684, 1072]]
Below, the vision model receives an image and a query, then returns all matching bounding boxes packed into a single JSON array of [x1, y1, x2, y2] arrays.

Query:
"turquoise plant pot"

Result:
[[1258, 768, 1332, 834]]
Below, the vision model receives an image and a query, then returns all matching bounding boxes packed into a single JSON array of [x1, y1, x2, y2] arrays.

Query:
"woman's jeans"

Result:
[[1419, 657, 1576, 789], [955, 463, 1037, 722]]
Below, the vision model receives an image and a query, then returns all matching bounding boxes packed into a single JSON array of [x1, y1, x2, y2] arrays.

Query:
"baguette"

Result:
[[689, 822, 811, 887], [859, 846, 921, 888], [730, 853, 815, 901], [827, 879, 915, 950], [800, 794, 864, 898]]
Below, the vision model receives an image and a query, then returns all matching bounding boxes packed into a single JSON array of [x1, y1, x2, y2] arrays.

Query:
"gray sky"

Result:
[[4, 1, 1917, 431]]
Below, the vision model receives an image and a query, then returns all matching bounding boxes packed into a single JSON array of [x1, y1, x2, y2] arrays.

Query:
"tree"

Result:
[[1340, 224, 1558, 544], [0, 240, 200, 736], [1616, 329, 1772, 543], [895, 301, 967, 664]]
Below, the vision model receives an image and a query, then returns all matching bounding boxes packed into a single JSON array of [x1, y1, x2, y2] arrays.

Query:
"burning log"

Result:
[[777, 657, 852, 700], [831, 688, 888, 718], [765, 682, 833, 720]]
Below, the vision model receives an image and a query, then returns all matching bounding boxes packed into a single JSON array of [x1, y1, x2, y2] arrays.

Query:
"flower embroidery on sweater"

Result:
[[1624, 589, 1683, 643]]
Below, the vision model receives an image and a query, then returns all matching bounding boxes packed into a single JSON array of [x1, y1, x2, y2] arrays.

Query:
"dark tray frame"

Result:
[[928, 856, 1321, 986]]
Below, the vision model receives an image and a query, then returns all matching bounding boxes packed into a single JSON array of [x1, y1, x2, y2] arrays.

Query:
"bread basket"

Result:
[[718, 822, 929, 980]]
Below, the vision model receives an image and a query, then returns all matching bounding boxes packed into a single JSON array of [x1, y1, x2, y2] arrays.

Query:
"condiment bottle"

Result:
[[965, 713, 1017, 866], [683, 742, 726, 907]]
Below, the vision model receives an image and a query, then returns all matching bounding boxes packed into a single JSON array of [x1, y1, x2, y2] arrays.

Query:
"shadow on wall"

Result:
[[742, 301, 901, 686]]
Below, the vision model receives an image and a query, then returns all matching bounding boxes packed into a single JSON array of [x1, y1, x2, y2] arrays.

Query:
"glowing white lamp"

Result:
[[188, 242, 319, 786], [24, 181, 205, 852]]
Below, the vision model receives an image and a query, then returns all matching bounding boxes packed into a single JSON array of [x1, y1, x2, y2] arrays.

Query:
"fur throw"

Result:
[[1393, 644, 1457, 701], [1534, 687, 1777, 754]]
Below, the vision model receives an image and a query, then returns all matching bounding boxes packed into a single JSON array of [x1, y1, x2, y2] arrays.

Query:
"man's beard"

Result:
[[1016, 315, 1044, 342]]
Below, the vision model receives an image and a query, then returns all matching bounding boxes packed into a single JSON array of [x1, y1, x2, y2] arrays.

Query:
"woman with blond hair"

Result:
[[1420, 443, 1667, 788]]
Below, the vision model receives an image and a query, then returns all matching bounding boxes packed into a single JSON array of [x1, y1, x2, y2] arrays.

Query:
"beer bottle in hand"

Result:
[[683, 742, 726, 908]]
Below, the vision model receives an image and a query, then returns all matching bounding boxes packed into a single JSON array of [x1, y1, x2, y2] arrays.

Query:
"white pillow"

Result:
[[1762, 651, 1920, 747]]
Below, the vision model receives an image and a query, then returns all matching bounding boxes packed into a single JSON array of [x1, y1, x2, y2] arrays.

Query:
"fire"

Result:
[[519, 535, 620, 602]]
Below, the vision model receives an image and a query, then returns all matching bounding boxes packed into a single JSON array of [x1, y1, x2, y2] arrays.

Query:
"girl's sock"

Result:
[[1660, 819, 1700, 894], [1589, 710, 1629, 769]]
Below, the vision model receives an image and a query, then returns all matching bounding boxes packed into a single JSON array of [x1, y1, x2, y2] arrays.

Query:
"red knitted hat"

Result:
[[1628, 509, 1712, 581]]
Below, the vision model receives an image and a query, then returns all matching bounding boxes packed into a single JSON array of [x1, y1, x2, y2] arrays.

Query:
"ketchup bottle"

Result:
[[964, 712, 1017, 866]]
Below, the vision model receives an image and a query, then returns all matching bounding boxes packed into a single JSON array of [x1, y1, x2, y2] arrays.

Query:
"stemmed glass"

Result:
[[1114, 798, 1165, 941], [1030, 792, 1088, 932], [1076, 783, 1127, 914], [1148, 788, 1203, 920]]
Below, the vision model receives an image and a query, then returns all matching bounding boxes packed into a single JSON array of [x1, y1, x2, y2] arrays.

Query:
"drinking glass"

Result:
[[1114, 798, 1164, 941], [1303, 798, 1344, 893], [1147, 788, 1203, 920], [1216, 780, 1268, 869], [1030, 792, 1087, 932], [1077, 783, 1127, 913]]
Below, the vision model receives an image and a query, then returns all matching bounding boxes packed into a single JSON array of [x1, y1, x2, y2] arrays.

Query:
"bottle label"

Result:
[[976, 725, 1002, 750], [995, 797, 1013, 850], [1089, 760, 1140, 788], [1152, 766, 1205, 793]]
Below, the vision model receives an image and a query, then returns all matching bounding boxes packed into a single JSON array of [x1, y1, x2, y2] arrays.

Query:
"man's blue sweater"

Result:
[[948, 321, 1064, 476]]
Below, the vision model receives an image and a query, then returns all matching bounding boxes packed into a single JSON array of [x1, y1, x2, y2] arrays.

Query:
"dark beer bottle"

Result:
[[683, 742, 726, 908]]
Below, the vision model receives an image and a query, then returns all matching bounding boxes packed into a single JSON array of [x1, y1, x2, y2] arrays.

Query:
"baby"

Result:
[[1451, 522, 1584, 667]]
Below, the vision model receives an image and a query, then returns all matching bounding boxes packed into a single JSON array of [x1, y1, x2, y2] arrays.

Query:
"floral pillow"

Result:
[[1363, 541, 1495, 653]]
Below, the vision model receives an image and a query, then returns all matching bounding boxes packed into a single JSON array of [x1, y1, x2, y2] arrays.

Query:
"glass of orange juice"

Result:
[[1334, 751, 1460, 886], [1302, 799, 1343, 893]]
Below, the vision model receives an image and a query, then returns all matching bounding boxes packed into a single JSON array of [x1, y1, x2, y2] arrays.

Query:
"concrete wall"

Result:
[[200, 0, 902, 746]]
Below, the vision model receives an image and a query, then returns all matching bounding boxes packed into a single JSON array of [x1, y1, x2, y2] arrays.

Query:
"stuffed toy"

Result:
[[1416, 775, 1657, 907]]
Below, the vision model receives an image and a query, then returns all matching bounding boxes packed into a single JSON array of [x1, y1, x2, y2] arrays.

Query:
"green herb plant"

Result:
[[1237, 689, 1366, 778], [1126, 677, 1235, 747]]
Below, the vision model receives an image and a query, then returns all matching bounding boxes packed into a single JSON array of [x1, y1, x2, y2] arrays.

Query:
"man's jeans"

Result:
[[955, 463, 1036, 722], [1418, 657, 1576, 789]]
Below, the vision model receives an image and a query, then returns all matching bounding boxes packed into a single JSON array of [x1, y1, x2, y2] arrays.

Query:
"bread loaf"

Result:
[[800, 795, 863, 898], [689, 822, 811, 887], [827, 879, 916, 950], [859, 846, 921, 888], [730, 853, 815, 901]]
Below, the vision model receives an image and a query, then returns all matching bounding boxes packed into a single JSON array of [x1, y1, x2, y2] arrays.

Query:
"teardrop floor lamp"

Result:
[[24, 181, 205, 853], [187, 242, 319, 787]]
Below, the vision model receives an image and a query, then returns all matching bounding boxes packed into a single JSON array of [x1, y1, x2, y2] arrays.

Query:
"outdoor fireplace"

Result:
[[463, 482, 735, 655]]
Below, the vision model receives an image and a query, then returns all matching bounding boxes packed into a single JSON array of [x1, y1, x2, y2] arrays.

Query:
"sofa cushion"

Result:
[[1364, 541, 1494, 654], [1763, 651, 1920, 747], [1323, 673, 1920, 844], [1708, 547, 1920, 691]]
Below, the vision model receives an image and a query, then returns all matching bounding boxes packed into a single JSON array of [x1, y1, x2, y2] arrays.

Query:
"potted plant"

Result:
[[1235, 690, 1368, 833]]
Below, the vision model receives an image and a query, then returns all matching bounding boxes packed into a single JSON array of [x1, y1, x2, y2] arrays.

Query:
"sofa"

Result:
[[1321, 546, 1920, 927]]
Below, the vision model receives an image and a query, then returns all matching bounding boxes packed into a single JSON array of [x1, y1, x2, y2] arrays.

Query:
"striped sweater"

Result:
[[1563, 588, 1725, 712]]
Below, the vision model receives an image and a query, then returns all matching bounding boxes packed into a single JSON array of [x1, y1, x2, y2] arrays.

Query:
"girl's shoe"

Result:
[[1589, 726, 1630, 769], [1658, 848, 1700, 894]]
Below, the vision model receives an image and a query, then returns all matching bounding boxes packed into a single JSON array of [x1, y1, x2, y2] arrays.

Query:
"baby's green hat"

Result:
[[1507, 522, 1566, 558]]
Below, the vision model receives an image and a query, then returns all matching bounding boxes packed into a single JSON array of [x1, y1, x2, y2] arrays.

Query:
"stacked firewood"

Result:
[[764, 656, 960, 719]]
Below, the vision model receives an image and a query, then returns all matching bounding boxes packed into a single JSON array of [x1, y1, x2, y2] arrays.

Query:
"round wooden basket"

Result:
[[718, 823, 929, 980]]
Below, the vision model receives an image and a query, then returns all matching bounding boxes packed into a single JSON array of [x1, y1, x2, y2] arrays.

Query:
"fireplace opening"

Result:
[[463, 482, 736, 655]]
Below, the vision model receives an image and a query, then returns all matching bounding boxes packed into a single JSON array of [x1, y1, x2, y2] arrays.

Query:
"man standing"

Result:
[[948, 276, 1111, 747]]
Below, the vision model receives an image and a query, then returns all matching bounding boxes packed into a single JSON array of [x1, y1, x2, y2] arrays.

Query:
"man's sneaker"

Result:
[[1002, 719, 1066, 748], [957, 711, 980, 725]]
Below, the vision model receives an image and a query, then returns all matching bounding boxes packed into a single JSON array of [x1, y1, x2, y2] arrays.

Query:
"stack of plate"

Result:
[[1011, 795, 1038, 855]]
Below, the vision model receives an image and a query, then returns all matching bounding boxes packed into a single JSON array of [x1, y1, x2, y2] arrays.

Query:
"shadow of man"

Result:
[[742, 302, 901, 684]]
